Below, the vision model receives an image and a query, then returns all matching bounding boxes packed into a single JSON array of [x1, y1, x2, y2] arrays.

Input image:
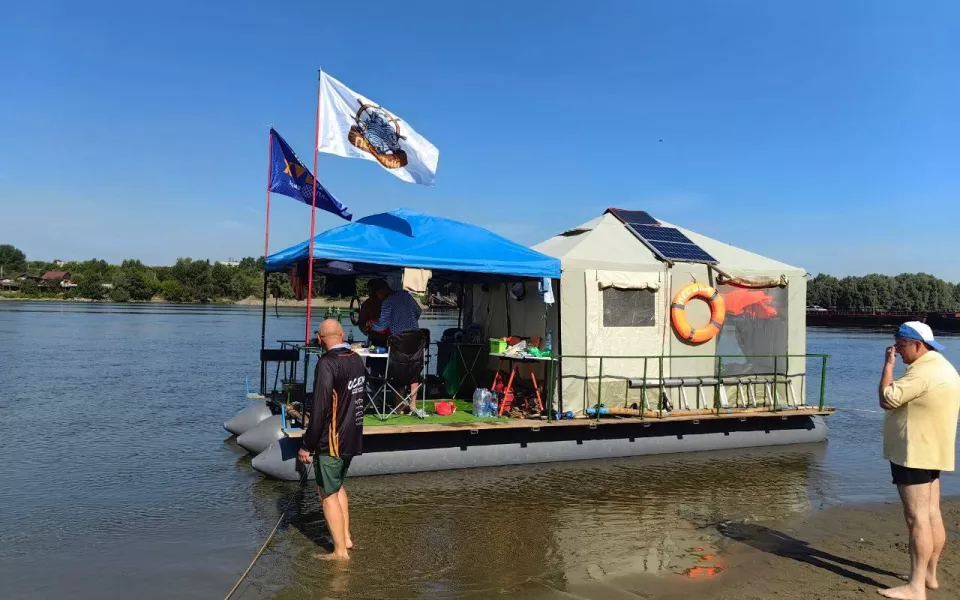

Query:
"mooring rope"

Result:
[[839, 406, 884, 414], [223, 466, 310, 600]]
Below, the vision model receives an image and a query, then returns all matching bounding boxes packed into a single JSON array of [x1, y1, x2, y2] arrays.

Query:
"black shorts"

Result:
[[890, 462, 941, 486]]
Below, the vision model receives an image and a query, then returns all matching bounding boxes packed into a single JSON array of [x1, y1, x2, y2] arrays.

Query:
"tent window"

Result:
[[602, 288, 656, 327]]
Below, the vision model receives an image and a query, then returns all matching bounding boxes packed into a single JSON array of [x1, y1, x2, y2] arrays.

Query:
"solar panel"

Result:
[[607, 207, 716, 263], [608, 208, 658, 226], [646, 240, 717, 263], [630, 224, 693, 244]]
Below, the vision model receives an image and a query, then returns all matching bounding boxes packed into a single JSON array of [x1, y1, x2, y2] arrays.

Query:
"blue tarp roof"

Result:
[[265, 208, 560, 280]]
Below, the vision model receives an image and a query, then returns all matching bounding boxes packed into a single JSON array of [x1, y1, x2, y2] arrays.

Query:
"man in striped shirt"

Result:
[[369, 283, 424, 412], [369, 283, 422, 336]]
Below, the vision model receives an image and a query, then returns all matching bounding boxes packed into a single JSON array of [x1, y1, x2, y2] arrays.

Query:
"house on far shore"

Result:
[[0, 277, 20, 290], [39, 270, 77, 289]]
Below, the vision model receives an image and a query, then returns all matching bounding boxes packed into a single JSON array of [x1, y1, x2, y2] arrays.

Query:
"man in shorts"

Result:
[[878, 321, 960, 599], [298, 319, 367, 560]]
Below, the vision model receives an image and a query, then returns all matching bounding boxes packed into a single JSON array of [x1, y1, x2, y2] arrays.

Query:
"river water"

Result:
[[1, 302, 958, 599]]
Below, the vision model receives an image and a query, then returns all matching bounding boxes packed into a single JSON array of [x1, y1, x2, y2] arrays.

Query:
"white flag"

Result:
[[318, 71, 439, 186]]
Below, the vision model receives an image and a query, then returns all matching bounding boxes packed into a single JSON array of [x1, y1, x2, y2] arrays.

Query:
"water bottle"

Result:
[[473, 389, 487, 417], [544, 330, 553, 354]]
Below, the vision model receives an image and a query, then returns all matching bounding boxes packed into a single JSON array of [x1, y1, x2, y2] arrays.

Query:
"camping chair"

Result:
[[260, 348, 301, 399], [368, 329, 429, 419]]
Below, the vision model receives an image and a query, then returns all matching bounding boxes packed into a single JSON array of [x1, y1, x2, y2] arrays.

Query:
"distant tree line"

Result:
[[807, 273, 960, 313], [1, 243, 300, 303], [0, 243, 455, 304]]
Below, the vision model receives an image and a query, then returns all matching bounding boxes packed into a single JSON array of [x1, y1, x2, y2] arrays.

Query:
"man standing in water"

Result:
[[298, 319, 367, 560], [878, 321, 960, 599]]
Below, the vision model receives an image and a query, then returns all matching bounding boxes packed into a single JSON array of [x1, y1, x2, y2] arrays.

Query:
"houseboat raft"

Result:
[[225, 208, 834, 480]]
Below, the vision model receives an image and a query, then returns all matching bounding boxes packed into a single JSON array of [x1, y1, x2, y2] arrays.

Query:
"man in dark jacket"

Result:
[[298, 318, 366, 560]]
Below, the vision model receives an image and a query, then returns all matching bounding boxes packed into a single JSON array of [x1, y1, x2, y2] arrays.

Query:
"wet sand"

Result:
[[566, 497, 960, 600]]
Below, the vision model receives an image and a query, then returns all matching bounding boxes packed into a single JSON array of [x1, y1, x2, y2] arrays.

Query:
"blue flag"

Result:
[[269, 128, 352, 221]]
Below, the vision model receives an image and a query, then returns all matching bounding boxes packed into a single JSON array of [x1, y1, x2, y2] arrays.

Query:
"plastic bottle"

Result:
[[474, 389, 488, 417], [544, 330, 553, 354]]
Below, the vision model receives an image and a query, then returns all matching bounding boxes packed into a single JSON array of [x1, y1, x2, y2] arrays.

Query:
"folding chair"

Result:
[[369, 329, 429, 419], [365, 350, 394, 421]]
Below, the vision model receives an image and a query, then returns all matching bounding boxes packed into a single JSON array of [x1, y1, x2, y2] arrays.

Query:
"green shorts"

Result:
[[314, 455, 353, 495]]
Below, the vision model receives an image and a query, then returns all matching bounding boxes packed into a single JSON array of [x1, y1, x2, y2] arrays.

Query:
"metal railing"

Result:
[[546, 353, 830, 419]]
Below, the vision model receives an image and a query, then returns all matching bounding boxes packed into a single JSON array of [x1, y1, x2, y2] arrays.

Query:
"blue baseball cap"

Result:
[[896, 321, 945, 352]]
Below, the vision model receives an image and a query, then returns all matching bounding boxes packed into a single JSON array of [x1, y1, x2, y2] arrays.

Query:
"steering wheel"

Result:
[[349, 296, 361, 326]]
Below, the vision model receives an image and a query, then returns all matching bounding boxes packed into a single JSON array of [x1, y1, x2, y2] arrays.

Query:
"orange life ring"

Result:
[[671, 283, 726, 344]]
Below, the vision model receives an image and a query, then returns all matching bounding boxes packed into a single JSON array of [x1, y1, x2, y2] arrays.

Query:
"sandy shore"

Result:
[[233, 295, 353, 307], [566, 497, 960, 600]]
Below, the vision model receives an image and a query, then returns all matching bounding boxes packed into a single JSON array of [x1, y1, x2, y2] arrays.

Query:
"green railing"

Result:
[[542, 353, 829, 420]]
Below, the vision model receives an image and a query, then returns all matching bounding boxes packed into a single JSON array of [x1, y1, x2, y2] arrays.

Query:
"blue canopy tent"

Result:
[[259, 208, 561, 410], [265, 208, 560, 281]]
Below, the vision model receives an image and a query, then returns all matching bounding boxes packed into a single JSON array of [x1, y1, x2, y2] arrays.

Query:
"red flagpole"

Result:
[[305, 71, 322, 344], [260, 128, 274, 393], [264, 129, 273, 259]]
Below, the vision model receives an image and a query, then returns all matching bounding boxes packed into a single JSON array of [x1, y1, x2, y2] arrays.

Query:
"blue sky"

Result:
[[1, 1, 957, 279]]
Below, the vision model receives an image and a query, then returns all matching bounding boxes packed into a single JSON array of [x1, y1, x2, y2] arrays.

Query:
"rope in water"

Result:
[[223, 466, 310, 600], [839, 406, 884, 414]]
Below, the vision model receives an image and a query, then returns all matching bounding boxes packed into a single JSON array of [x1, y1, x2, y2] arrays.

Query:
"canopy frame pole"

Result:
[[305, 70, 322, 344], [457, 283, 463, 329], [260, 128, 274, 395], [555, 278, 563, 415]]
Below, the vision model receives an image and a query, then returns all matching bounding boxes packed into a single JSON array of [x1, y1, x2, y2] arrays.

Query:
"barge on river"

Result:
[[225, 208, 833, 481]]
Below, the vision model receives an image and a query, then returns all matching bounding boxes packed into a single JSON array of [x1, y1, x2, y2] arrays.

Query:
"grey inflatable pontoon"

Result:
[[236, 414, 285, 454], [223, 402, 273, 436], [251, 415, 828, 481]]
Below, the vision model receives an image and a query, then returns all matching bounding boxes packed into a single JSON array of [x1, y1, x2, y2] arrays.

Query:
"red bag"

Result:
[[435, 401, 456, 416]]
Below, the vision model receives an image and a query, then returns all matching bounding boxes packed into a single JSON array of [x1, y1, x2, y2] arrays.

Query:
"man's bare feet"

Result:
[[898, 573, 939, 590], [316, 551, 351, 561], [878, 584, 925, 600]]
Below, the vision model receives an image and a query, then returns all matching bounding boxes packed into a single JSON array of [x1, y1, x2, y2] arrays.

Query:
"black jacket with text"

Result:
[[301, 347, 366, 457]]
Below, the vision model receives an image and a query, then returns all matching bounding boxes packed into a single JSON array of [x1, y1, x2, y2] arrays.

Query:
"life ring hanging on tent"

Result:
[[670, 283, 726, 344], [349, 296, 361, 326]]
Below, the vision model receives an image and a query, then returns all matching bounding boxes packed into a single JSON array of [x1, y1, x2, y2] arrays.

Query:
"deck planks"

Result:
[[282, 406, 834, 437]]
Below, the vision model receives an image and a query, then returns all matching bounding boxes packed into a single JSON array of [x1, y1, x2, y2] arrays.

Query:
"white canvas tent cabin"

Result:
[[463, 209, 809, 416]]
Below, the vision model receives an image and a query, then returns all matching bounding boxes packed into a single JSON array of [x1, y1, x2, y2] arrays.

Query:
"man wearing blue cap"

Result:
[[878, 321, 960, 600]]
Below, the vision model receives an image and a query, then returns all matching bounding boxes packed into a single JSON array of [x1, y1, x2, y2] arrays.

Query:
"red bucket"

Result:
[[435, 401, 456, 416]]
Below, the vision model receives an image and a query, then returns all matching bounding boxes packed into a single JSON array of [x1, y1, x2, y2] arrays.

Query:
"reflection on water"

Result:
[[248, 444, 826, 599], [2, 303, 960, 599]]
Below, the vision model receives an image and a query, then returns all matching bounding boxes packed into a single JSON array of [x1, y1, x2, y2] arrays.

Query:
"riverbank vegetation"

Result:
[[0, 244, 342, 303], [807, 273, 960, 312], [0, 244, 448, 304]]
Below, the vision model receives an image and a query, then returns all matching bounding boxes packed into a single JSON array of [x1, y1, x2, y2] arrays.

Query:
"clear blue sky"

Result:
[[1, 1, 957, 279]]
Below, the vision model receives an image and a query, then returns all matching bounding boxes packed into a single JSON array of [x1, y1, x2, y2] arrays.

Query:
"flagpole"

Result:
[[305, 70, 322, 344], [260, 128, 273, 394]]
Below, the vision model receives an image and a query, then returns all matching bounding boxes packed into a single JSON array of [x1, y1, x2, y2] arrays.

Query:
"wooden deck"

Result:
[[282, 405, 834, 438]]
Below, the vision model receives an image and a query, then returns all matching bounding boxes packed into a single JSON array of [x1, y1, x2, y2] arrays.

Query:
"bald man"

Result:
[[298, 319, 367, 560]]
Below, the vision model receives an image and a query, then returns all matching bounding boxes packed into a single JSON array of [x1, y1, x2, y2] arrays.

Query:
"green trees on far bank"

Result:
[[0, 243, 302, 303], [19, 240, 956, 312], [807, 273, 960, 313], [0, 244, 27, 275]]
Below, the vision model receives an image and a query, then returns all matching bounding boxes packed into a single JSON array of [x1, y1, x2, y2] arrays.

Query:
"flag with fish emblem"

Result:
[[318, 71, 439, 186], [269, 128, 352, 221]]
